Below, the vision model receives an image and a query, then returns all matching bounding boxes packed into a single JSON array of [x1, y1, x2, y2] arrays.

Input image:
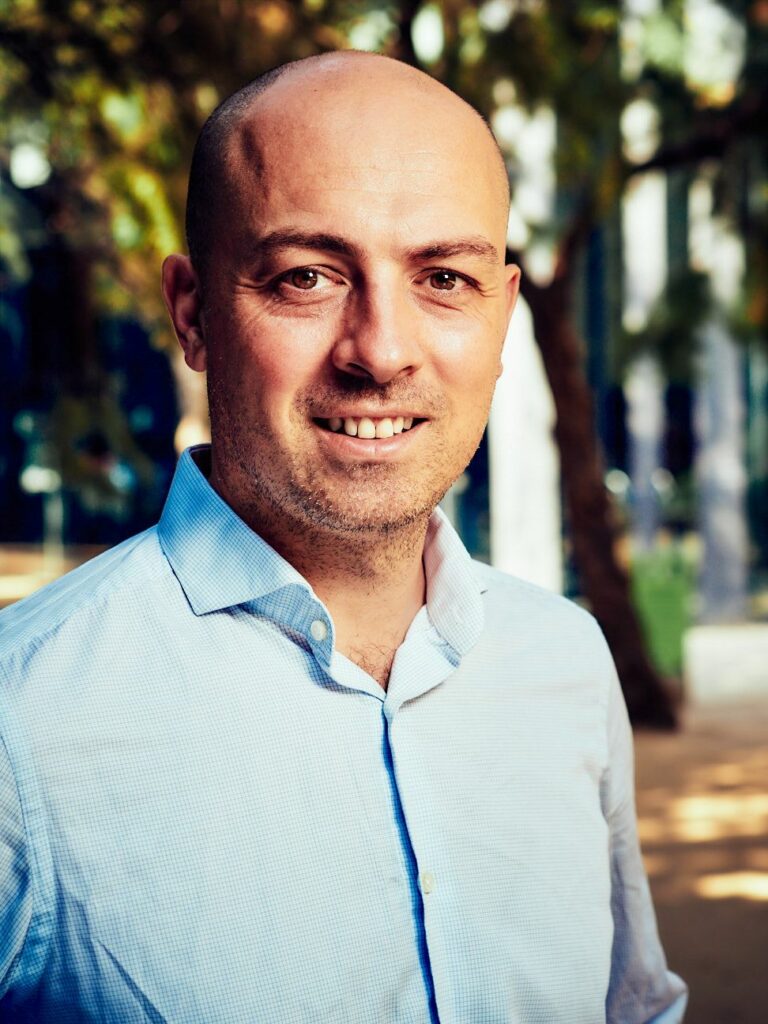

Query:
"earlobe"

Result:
[[162, 254, 208, 373]]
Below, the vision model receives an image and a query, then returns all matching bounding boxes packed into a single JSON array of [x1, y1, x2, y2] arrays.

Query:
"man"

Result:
[[0, 52, 686, 1023]]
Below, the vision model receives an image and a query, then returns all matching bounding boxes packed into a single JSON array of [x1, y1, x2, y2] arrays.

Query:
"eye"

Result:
[[284, 267, 328, 290], [268, 264, 345, 304], [418, 268, 476, 296], [429, 270, 460, 290]]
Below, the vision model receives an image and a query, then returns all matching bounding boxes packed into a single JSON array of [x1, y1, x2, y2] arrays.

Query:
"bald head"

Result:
[[185, 52, 509, 280], [164, 50, 521, 543]]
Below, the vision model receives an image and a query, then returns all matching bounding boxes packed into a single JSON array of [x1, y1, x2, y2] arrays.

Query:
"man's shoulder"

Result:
[[0, 527, 167, 664], [472, 560, 592, 619], [469, 562, 616, 703], [471, 560, 606, 647]]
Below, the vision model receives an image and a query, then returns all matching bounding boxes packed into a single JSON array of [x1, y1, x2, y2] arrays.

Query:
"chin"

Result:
[[286, 483, 446, 537]]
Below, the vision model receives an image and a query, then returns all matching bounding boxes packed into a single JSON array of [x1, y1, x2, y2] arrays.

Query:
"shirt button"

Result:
[[310, 619, 328, 642], [420, 872, 435, 895]]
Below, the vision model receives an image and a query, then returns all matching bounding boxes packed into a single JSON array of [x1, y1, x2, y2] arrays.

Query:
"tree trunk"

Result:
[[521, 271, 679, 728]]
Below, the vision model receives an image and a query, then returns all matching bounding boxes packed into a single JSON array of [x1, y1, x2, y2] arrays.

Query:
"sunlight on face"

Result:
[[199, 59, 517, 542]]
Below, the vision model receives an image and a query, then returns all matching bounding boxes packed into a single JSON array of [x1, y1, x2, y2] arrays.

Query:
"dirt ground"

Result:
[[634, 699, 768, 1024]]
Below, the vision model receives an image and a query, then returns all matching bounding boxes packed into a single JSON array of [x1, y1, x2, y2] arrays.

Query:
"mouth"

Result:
[[314, 415, 426, 439]]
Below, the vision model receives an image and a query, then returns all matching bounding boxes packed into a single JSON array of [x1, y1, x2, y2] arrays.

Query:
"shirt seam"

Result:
[[471, 559, 592, 616], [0, 532, 168, 666]]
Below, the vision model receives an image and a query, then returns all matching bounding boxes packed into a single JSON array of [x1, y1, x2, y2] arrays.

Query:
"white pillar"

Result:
[[689, 175, 749, 621], [488, 298, 562, 591], [625, 355, 666, 550], [694, 317, 749, 620], [621, 122, 668, 551]]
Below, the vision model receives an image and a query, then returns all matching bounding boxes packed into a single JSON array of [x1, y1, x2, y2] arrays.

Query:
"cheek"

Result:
[[211, 315, 328, 411], [435, 329, 504, 407]]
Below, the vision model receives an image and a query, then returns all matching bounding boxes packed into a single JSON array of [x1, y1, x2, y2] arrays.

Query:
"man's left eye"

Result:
[[429, 270, 459, 290], [422, 269, 476, 293]]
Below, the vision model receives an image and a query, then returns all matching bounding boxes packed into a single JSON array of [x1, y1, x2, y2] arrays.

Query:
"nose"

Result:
[[331, 278, 424, 385]]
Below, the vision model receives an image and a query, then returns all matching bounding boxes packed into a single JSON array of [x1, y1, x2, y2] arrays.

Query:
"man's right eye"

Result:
[[287, 267, 321, 289], [275, 266, 337, 292]]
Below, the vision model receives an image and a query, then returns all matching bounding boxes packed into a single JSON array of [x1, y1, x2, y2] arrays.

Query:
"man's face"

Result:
[[192, 62, 518, 539]]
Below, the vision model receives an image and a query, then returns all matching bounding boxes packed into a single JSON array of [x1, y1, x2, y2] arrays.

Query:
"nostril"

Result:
[[332, 336, 419, 385], [346, 362, 377, 380]]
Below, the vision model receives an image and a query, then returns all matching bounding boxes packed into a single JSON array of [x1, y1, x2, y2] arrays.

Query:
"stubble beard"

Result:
[[207, 377, 490, 557], [225, 424, 459, 539]]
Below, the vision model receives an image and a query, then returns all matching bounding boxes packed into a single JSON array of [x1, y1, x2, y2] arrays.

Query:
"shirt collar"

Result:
[[158, 445, 311, 615], [423, 507, 485, 656], [158, 445, 484, 654]]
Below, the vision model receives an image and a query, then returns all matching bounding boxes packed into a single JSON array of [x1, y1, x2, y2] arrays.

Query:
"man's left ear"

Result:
[[495, 264, 522, 381], [162, 254, 207, 372], [505, 262, 521, 324]]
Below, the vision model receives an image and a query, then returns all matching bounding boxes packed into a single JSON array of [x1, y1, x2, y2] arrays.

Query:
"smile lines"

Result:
[[319, 416, 418, 439]]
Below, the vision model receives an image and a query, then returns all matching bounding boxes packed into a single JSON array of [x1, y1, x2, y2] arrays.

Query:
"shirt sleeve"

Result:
[[0, 733, 33, 1001], [602, 658, 688, 1024]]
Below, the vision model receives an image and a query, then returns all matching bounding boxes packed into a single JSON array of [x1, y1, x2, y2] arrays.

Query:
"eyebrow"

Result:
[[247, 231, 362, 264], [246, 230, 501, 267], [406, 238, 501, 266]]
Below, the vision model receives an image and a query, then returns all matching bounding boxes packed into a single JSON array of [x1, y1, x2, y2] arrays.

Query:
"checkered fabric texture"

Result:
[[0, 446, 687, 1023]]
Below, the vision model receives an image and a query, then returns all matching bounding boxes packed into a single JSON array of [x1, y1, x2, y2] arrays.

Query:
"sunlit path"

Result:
[[635, 700, 768, 1023]]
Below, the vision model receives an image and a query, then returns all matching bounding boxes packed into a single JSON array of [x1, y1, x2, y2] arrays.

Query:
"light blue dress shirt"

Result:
[[0, 446, 686, 1023]]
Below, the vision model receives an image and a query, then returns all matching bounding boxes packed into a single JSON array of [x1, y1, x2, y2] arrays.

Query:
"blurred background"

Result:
[[0, 1, 766, 1019]]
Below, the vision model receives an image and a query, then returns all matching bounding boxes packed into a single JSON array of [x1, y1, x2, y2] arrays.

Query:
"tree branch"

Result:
[[630, 85, 768, 177]]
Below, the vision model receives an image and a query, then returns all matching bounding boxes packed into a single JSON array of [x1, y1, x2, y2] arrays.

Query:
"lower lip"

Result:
[[313, 422, 426, 461]]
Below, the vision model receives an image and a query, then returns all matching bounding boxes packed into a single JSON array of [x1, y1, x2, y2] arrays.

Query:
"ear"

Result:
[[495, 262, 522, 380], [504, 262, 521, 325], [162, 254, 208, 372]]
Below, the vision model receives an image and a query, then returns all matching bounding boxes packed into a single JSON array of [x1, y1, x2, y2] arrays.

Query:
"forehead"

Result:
[[223, 68, 507, 253]]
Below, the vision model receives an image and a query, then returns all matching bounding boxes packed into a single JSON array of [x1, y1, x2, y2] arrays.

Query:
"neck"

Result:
[[210, 465, 430, 688], [271, 518, 429, 690]]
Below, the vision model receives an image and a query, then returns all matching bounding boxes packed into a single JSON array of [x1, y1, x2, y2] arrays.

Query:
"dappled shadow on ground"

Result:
[[635, 701, 768, 1024]]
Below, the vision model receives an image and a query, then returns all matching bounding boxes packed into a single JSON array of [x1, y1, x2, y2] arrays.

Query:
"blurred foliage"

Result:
[[618, 268, 713, 384], [0, 0, 354, 342], [631, 541, 696, 677], [1, 1, 767, 348]]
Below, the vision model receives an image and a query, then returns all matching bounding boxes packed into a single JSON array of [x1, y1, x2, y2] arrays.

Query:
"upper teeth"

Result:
[[325, 416, 414, 438]]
